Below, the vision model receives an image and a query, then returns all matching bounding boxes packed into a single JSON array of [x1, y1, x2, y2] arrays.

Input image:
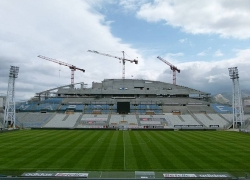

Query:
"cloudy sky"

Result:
[[0, 0, 250, 100]]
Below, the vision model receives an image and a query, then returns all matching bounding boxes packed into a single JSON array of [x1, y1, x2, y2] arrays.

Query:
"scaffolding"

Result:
[[4, 66, 19, 129], [228, 67, 244, 129]]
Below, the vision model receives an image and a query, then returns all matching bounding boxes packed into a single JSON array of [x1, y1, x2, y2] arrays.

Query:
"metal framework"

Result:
[[37, 55, 85, 87], [157, 56, 180, 85], [88, 50, 138, 79], [4, 66, 19, 129], [228, 67, 244, 129]]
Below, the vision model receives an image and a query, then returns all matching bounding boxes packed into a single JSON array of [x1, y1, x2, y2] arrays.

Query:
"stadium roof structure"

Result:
[[35, 79, 210, 101]]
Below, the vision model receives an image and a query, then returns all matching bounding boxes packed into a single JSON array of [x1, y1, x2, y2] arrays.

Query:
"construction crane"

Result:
[[37, 55, 85, 87], [157, 56, 180, 85], [88, 50, 138, 79]]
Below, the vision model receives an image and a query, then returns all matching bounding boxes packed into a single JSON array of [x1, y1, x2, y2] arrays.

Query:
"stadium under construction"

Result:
[[1, 75, 250, 180], [1, 78, 247, 130]]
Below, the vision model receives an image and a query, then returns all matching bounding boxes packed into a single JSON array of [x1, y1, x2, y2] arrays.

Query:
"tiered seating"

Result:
[[221, 114, 233, 122], [165, 113, 202, 128], [129, 104, 162, 114], [43, 98, 63, 104], [16, 113, 54, 128], [162, 106, 189, 114], [139, 115, 166, 127], [244, 107, 250, 114], [16, 102, 37, 112], [206, 114, 230, 128], [109, 105, 117, 114], [108, 115, 138, 128], [62, 97, 86, 104], [83, 104, 111, 114], [194, 114, 215, 128], [147, 105, 162, 114], [59, 104, 84, 112], [244, 120, 250, 130], [162, 97, 208, 105], [123, 115, 138, 125], [109, 115, 124, 125], [140, 121, 161, 126], [211, 104, 233, 114], [44, 113, 80, 128], [186, 105, 215, 113], [77, 114, 108, 128], [138, 109, 146, 114], [34, 104, 60, 112], [180, 115, 200, 125]]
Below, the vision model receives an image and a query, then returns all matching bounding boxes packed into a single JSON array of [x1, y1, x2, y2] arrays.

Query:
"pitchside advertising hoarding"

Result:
[[22, 172, 88, 178], [174, 125, 203, 128], [163, 173, 232, 179]]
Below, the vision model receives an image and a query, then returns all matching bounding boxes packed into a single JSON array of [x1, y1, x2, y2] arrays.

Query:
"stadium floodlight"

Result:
[[228, 67, 239, 79], [4, 66, 19, 129], [228, 67, 244, 129]]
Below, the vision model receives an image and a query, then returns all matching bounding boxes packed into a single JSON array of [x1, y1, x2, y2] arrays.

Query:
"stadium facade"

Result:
[[4, 78, 246, 130]]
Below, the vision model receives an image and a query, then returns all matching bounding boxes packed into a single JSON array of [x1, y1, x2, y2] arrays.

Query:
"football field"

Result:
[[0, 130, 250, 177]]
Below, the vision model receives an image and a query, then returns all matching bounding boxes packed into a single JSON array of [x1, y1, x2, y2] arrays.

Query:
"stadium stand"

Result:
[[12, 79, 246, 130], [34, 103, 60, 112], [211, 104, 233, 113], [206, 114, 230, 128], [44, 113, 81, 128], [244, 119, 250, 130], [42, 98, 63, 103], [194, 114, 223, 129], [186, 105, 216, 113], [59, 104, 84, 112], [221, 114, 233, 122], [180, 114, 201, 125], [16, 112, 54, 128], [165, 113, 203, 129], [162, 106, 189, 114], [139, 115, 167, 127], [244, 106, 250, 114], [77, 114, 108, 128], [16, 102, 38, 112], [109, 115, 138, 129]]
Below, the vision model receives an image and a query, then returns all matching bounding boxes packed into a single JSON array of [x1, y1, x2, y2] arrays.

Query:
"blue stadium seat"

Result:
[[138, 105, 146, 109], [211, 104, 233, 113], [17, 102, 37, 112], [35, 103, 60, 112], [59, 105, 68, 111], [42, 98, 63, 104], [130, 105, 136, 110], [138, 110, 146, 114]]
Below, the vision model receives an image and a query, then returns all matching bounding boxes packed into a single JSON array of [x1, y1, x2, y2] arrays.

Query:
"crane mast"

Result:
[[38, 55, 85, 87], [88, 50, 138, 79], [157, 56, 180, 85]]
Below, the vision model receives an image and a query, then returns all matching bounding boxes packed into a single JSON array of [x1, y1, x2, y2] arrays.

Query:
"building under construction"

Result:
[[10, 78, 239, 130]]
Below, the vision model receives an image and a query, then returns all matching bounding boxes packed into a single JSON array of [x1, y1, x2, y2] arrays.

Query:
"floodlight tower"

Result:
[[228, 67, 244, 129], [4, 66, 19, 129]]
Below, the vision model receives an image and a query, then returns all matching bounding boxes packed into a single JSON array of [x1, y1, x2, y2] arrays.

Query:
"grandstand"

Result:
[[2, 78, 250, 179], [3, 78, 250, 130], [77, 114, 109, 128]]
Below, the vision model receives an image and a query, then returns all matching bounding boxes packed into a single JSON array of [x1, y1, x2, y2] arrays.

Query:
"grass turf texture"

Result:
[[0, 130, 250, 177]]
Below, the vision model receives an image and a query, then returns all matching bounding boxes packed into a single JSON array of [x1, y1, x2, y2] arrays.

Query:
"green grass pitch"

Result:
[[0, 130, 250, 177]]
